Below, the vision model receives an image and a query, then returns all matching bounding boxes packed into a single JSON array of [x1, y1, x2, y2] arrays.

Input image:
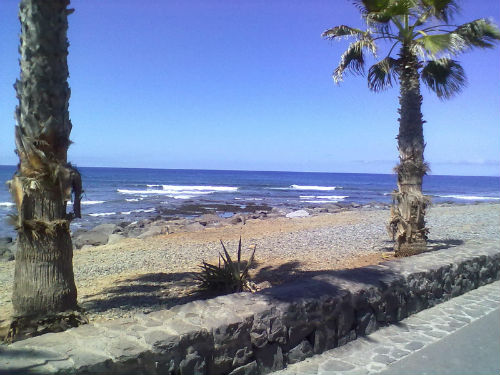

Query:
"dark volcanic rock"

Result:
[[73, 223, 119, 249]]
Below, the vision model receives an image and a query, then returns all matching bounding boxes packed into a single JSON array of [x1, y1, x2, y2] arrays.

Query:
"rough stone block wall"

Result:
[[0, 243, 499, 374]]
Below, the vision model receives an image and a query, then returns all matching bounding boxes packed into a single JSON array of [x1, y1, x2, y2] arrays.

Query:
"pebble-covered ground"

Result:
[[0, 203, 498, 329]]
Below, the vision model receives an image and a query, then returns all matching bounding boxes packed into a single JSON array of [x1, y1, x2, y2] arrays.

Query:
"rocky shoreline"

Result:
[[1, 201, 392, 261], [0, 200, 496, 261]]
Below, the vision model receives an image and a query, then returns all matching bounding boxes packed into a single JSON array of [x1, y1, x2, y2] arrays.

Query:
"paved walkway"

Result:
[[272, 281, 500, 375]]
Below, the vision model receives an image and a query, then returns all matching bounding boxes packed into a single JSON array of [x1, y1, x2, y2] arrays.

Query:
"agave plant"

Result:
[[197, 238, 256, 293], [323, 0, 500, 256]]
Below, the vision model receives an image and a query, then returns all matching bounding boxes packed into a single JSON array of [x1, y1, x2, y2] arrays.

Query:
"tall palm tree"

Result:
[[6, 0, 86, 342], [323, 0, 500, 256]]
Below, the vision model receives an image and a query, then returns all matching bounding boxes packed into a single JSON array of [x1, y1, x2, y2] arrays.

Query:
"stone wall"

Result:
[[1, 242, 499, 375]]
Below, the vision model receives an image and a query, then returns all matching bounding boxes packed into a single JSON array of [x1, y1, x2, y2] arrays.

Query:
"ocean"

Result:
[[0, 165, 499, 237]]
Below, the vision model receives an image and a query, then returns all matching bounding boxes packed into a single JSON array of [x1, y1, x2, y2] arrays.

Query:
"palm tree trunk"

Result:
[[5, 0, 86, 342], [389, 45, 429, 257]]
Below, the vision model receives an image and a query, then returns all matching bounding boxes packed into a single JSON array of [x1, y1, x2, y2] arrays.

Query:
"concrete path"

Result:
[[272, 281, 500, 375]]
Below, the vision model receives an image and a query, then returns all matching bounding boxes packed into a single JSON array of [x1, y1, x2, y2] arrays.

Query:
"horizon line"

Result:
[[0, 164, 498, 178]]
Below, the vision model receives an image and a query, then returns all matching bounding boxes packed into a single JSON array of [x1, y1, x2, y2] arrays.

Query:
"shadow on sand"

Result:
[[80, 271, 210, 315], [80, 239, 464, 316]]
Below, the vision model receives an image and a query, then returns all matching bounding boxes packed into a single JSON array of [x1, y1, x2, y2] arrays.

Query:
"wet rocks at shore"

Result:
[[0, 237, 15, 261], [1, 201, 394, 257], [69, 202, 392, 251]]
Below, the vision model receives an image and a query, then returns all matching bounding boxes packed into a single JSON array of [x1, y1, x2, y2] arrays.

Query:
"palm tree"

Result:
[[322, 0, 500, 256], [6, 0, 86, 342]]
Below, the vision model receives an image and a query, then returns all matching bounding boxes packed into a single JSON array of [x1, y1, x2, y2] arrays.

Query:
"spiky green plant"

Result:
[[197, 238, 256, 293], [323, 0, 500, 256]]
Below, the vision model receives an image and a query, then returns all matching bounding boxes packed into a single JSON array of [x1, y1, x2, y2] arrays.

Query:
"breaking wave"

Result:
[[437, 194, 500, 201], [118, 184, 238, 199]]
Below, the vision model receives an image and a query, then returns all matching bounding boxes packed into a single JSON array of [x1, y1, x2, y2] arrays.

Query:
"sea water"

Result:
[[0, 165, 498, 237]]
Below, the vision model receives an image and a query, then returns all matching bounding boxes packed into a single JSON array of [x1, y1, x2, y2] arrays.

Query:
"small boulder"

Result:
[[184, 222, 205, 232], [197, 214, 222, 226], [0, 246, 14, 262], [230, 214, 246, 225], [0, 237, 13, 246], [137, 226, 167, 239], [92, 223, 120, 235], [0, 237, 15, 261], [287, 340, 314, 364], [74, 231, 109, 249], [73, 224, 118, 249], [286, 210, 309, 218], [107, 233, 125, 245], [324, 204, 342, 212]]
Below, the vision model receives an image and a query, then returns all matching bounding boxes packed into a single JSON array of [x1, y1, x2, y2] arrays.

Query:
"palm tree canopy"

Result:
[[323, 0, 500, 98]]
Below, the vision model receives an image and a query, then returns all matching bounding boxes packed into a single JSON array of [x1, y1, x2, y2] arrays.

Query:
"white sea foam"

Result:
[[300, 195, 348, 201], [89, 212, 115, 217], [82, 200, 105, 205], [0, 202, 15, 207], [292, 185, 338, 191], [125, 198, 141, 202], [120, 208, 156, 215], [118, 189, 211, 196], [161, 185, 238, 192], [118, 184, 238, 200], [171, 195, 196, 200], [438, 194, 500, 201], [234, 197, 263, 201], [302, 200, 338, 204], [67, 200, 105, 206]]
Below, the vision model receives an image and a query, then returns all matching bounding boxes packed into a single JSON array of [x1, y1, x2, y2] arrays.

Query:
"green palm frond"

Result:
[[420, 0, 460, 23], [334, 38, 377, 83], [322, 25, 367, 40], [416, 19, 500, 57], [352, 0, 391, 14], [415, 32, 465, 56], [368, 57, 399, 91], [453, 19, 500, 49], [421, 58, 466, 99], [366, 0, 417, 24]]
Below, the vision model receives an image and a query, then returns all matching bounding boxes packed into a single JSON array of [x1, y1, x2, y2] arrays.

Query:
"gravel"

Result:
[[0, 202, 498, 324]]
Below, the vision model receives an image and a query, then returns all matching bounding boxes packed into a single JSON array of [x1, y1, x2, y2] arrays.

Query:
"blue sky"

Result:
[[0, 0, 499, 176]]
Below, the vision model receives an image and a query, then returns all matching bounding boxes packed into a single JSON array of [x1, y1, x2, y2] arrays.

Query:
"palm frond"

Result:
[[420, 0, 460, 23], [421, 58, 466, 99], [366, 0, 417, 24], [334, 38, 377, 83], [322, 25, 368, 40], [414, 32, 465, 56], [453, 18, 500, 49], [417, 19, 500, 57], [368, 57, 399, 91], [352, 0, 390, 14]]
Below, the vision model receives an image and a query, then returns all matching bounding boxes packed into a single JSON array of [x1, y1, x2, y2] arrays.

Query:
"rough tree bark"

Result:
[[5, 0, 86, 342], [389, 45, 430, 257]]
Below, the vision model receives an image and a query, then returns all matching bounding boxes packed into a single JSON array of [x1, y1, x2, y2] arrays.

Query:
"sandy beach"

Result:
[[0, 203, 498, 332]]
